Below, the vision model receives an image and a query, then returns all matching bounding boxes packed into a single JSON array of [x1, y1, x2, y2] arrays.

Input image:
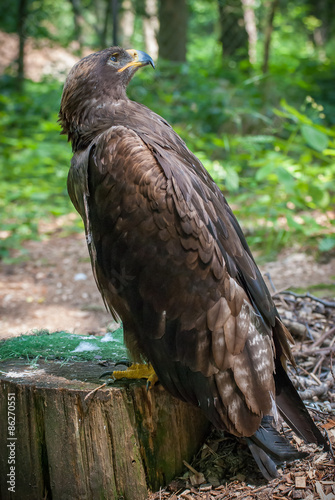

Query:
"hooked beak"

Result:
[[118, 49, 155, 73]]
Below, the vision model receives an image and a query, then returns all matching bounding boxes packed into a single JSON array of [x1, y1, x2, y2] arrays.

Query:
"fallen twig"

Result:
[[293, 346, 335, 358], [84, 382, 107, 401], [311, 327, 335, 349], [273, 290, 335, 308], [282, 318, 307, 338]]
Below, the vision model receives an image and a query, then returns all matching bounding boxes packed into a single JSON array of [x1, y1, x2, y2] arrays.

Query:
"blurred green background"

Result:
[[0, 0, 334, 262]]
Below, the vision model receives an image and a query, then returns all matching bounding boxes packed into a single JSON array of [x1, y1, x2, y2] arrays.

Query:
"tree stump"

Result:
[[0, 358, 210, 500]]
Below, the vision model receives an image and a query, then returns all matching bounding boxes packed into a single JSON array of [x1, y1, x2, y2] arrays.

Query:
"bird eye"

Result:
[[110, 53, 118, 62]]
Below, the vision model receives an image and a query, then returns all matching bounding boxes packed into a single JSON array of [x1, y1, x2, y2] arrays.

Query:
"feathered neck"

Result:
[[58, 54, 129, 152], [59, 99, 127, 152]]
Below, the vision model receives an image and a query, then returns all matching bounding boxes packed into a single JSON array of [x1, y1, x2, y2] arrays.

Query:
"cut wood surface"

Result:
[[0, 359, 210, 500]]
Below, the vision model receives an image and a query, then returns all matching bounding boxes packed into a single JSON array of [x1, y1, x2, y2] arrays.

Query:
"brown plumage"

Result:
[[59, 47, 328, 479]]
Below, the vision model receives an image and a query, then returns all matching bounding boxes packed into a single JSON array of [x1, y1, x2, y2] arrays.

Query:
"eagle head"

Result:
[[58, 47, 155, 150]]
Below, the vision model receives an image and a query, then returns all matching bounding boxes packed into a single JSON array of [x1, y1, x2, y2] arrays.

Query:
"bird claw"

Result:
[[114, 359, 132, 368], [99, 359, 132, 381], [100, 363, 158, 389], [146, 372, 159, 391]]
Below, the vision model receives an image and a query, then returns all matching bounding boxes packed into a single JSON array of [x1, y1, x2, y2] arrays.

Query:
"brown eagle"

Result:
[[59, 47, 327, 479]]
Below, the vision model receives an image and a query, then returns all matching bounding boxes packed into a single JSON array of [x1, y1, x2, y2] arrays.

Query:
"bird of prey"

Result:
[[59, 47, 328, 480]]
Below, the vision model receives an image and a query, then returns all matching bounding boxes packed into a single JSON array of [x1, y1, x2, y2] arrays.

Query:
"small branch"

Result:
[[282, 318, 307, 338], [297, 371, 334, 400], [312, 354, 326, 375], [84, 382, 107, 401], [311, 326, 335, 349], [272, 290, 335, 308], [264, 272, 277, 293], [298, 366, 322, 386], [294, 346, 335, 358], [330, 350, 335, 384], [298, 382, 332, 400]]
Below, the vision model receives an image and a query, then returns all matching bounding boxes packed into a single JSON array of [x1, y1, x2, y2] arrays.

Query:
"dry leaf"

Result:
[[189, 472, 206, 486], [321, 419, 335, 430], [295, 475, 306, 488], [314, 452, 329, 465], [179, 489, 191, 498], [315, 482, 325, 500]]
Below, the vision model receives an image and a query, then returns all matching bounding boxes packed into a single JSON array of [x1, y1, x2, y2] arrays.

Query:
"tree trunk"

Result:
[[120, 0, 135, 47], [0, 359, 210, 500], [217, 0, 248, 60], [112, 0, 119, 46], [17, 0, 28, 91], [143, 0, 159, 60], [262, 0, 279, 74], [158, 0, 188, 62], [92, 0, 111, 49], [68, 0, 85, 55], [241, 0, 257, 65]]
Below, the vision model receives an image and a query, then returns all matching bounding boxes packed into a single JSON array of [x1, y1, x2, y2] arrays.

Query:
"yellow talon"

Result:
[[110, 363, 158, 388]]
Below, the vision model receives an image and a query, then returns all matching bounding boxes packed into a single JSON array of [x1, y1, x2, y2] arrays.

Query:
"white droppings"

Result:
[[100, 332, 122, 343], [5, 369, 45, 379], [72, 341, 99, 353], [74, 273, 87, 281]]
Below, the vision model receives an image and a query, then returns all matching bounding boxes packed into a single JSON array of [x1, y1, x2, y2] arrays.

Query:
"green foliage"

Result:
[[232, 98, 335, 256], [1, 62, 334, 262], [129, 66, 334, 257], [0, 0, 75, 45], [0, 77, 80, 260], [1, 0, 335, 260]]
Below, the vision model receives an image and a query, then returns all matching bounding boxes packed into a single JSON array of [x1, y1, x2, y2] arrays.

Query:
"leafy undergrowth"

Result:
[[0, 77, 81, 262], [1, 62, 334, 262]]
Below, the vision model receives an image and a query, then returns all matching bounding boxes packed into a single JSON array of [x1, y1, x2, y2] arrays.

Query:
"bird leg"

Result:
[[100, 363, 159, 389]]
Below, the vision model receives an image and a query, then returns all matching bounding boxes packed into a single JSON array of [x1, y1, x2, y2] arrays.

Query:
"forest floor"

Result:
[[0, 229, 334, 340], [0, 231, 334, 499]]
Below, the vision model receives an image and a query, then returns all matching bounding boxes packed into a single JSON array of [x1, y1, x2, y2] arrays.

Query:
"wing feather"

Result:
[[68, 110, 283, 437]]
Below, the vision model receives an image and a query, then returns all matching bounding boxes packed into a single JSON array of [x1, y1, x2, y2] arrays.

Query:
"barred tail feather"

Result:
[[248, 415, 308, 480]]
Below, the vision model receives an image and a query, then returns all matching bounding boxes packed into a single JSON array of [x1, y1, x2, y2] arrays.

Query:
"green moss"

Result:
[[290, 282, 335, 298]]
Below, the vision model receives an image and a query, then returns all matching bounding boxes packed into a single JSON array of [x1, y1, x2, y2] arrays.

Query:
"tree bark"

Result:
[[92, 0, 111, 49], [241, 0, 257, 65], [0, 359, 210, 500], [17, 0, 28, 91], [112, 0, 119, 46], [143, 0, 159, 60], [120, 0, 135, 47], [262, 0, 279, 74], [68, 0, 85, 55], [217, 0, 248, 60], [158, 0, 188, 62]]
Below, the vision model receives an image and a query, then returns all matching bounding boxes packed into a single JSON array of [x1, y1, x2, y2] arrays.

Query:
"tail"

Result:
[[248, 319, 329, 480], [273, 318, 328, 448], [247, 416, 307, 480], [274, 360, 328, 448]]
